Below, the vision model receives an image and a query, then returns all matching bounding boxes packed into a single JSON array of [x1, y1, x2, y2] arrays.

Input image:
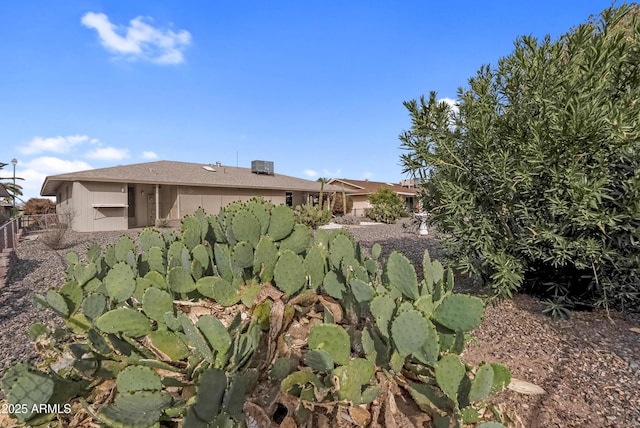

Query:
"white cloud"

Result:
[[439, 97, 459, 129], [17, 157, 93, 200], [303, 168, 341, 179], [85, 147, 129, 160], [363, 172, 374, 179], [25, 157, 92, 175], [142, 151, 158, 160], [322, 169, 341, 178], [81, 12, 191, 65], [18, 135, 91, 155], [439, 97, 459, 111]]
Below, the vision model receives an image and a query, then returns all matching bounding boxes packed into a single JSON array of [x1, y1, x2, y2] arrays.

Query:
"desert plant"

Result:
[[39, 209, 74, 250], [364, 204, 408, 224], [400, 4, 640, 312], [365, 188, 407, 224], [155, 217, 172, 228], [333, 215, 360, 225], [316, 177, 330, 210], [293, 202, 331, 228], [330, 192, 353, 215], [1, 199, 510, 427], [40, 222, 68, 250]]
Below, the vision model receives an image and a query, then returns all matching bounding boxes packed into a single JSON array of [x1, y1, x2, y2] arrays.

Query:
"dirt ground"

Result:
[[464, 295, 640, 427]]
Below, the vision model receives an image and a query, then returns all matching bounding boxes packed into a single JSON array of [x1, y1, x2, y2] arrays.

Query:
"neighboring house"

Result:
[[327, 178, 420, 216], [0, 184, 11, 220], [41, 160, 344, 232]]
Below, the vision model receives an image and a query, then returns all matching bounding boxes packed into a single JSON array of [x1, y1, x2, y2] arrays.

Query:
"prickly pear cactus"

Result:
[[1, 199, 509, 428]]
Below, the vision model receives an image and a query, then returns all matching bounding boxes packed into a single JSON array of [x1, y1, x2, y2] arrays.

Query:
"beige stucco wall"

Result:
[[69, 182, 128, 232], [58, 181, 313, 231], [350, 196, 370, 217], [177, 186, 290, 217]]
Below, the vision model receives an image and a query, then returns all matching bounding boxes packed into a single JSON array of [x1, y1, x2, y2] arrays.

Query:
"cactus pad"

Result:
[[468, 363, 494, 402], [267, 204, 295, 241], [304, 349, 334, 372], [433, 294, 485, 332], [181, 215, 202, 251], [194, 368, 227, 422], [308, 324, 351, 365], [322, 270, 346, 299], [232, 241, 254, 269], [95, 308, 152, 337], [114, 236, 136, 263], [116, 365, 162, 393], [179, 314, 214, 363], [350, 278, 375, 304], [148, 330, 190, 360], [142, 288, 174, 322], [2, 364, 55, 422], [197, 315, 232, 354], [369, 294, 395, 337], [139, 228, 165, 252], [104, 262, 136, 302], [231, 209, 261, 247], [435, 353, 466, 404], [214, 243, 233, 282], [386, 251, 419, 300], [274, 249, 306, 295], [100, 391, 172, 428], [167, 266, 196, 294], [329, 233, 355, 270], [304, 246, 326, 289], [253, 237, 278, 282], [391, 309, 430, 357], [82, 293, 107, 320], [279, 224, 312, 255]]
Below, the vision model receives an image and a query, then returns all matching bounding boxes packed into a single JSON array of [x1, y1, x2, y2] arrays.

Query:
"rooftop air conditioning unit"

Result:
[[251, 160, 274, 175]]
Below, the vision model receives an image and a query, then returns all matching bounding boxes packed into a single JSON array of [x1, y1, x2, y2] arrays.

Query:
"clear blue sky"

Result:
[[0, 1, 619, 201]]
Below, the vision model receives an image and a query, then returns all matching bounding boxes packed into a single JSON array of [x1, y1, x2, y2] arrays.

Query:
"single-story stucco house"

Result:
[[41, 160, 346, 232], [327, 178, 420, 216]]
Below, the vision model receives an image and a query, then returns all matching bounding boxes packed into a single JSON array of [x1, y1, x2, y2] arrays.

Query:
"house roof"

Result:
[[328, 178, 418, 196], [0, 183, 10, 198], [41, 161, 347, 196]]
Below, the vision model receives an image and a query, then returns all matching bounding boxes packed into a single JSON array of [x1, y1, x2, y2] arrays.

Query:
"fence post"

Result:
[[12, 218, 17, 248]]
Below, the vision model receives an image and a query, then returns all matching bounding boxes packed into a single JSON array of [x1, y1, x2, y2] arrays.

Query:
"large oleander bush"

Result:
[[400, 5, 640, 312]]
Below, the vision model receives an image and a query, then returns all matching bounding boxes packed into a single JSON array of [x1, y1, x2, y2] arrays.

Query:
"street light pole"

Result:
[[11, 158, 17, 210]]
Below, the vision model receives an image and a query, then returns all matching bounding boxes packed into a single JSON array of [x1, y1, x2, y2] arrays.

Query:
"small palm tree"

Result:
[[0, 161, 24, 207]]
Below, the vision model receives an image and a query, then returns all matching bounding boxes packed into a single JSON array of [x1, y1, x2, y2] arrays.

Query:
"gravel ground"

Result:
[[1, 219, 639, 427]]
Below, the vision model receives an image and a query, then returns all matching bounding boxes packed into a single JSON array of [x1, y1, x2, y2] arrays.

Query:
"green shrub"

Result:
[[400, 5, 640, 312], [365, 188, 407, 223], [364, 204, 407, 224]]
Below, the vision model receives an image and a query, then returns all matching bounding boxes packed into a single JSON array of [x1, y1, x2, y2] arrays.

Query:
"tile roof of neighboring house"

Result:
[[41, 161, 348, 196], [0, 183, 10, 198], [328, 178, 418, 196]]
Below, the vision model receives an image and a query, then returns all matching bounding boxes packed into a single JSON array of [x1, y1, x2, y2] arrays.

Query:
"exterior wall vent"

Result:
[[251, 160, 274, 175]]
